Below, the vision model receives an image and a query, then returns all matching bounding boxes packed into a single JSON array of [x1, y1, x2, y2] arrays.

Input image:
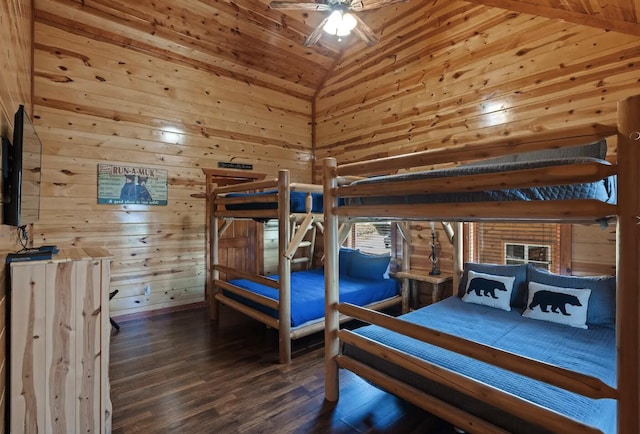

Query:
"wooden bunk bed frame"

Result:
[[322, 94, 639, 433], [209, 171, 406, 363]]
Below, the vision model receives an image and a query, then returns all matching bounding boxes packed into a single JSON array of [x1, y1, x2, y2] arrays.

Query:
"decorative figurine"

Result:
[[429, 221, 441, 276]]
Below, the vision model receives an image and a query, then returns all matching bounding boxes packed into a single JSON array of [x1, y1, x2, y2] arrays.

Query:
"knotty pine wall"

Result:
[[32, 0, 312, 317], [405, 223, 454, 277], [315, 1, 638, 276], [571, 224, 616, 276], [0, 1, 33, 428]]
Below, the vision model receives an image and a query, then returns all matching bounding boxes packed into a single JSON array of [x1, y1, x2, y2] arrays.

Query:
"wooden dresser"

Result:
[[9, 248, 113, 433]]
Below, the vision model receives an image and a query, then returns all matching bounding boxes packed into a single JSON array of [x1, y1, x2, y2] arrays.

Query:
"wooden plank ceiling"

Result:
[[35, 0, 639, 99]]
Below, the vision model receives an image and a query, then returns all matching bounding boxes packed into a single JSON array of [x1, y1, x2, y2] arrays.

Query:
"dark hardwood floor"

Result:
[[109, 306, 456, 433]]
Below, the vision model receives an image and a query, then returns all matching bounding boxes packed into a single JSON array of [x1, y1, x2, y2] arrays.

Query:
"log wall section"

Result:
[[407, 224, 453, 276], [315, 1, 638, 276], [0, 1, 34, 431], [32, 0, 313, 316], [402, 224, 455, 304], [571, 224, 616, 276]]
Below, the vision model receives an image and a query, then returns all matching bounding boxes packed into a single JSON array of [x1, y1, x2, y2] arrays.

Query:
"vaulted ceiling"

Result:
[[35, 0, 640, 100]]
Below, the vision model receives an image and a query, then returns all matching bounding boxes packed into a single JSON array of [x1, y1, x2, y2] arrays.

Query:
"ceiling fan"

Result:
[[269, 0, 409, 47]]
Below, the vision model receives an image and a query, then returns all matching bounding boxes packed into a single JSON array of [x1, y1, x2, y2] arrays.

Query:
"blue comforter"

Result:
[[343, 296, 616, 433], [227, 269, 399, 328]]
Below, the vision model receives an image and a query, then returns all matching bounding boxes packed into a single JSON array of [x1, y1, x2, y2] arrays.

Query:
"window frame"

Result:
[[504, 242, 552, 270]]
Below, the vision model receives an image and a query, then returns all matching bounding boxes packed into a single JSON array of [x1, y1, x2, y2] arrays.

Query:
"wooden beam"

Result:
[[335, 200, 617, 223], [464, 0, 640, 37], [284, 213, 315, 259], [215, 280, 279, 311], [615, 93, 640, 434], [214, 265, 279, 289], [277, 170, 291, 364], [323, 157, 340, 401]]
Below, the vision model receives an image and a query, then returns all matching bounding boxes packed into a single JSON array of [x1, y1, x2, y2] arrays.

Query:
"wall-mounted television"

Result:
[[2, 104, 43, 227]]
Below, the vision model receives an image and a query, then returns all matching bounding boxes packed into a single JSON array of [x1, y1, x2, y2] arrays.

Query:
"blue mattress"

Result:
[[224, 190, 323, 213], [343, 296, 616, 433], [226, 268, 398, 328], [344, 157, 616, 206]]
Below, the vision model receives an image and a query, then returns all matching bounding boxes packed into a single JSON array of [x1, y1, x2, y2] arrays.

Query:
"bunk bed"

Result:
[[208, 171, 405, 363], [321, 94, 640, 433]]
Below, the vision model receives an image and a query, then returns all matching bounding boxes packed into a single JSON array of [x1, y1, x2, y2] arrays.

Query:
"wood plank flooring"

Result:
[[109, 306, 455, 433]]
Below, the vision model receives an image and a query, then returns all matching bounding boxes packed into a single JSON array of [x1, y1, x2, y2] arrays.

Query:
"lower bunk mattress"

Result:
[[226, 269, 399, 328], [342, 296, 616, 433]]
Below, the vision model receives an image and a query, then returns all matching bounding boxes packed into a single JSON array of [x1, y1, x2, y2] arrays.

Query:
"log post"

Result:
[[616, 94, 640, 434], [400, 222, 411, 313], [323, 158, 340, 401], [278, 170, 291, 363], [452, 222, 464, 292], [210, 196, 219, 321]]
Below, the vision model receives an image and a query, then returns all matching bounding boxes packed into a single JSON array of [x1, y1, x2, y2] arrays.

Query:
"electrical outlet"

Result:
[[144, 284, 151, 296]]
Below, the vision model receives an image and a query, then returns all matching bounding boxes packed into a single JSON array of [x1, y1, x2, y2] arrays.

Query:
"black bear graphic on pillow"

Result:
[[467, 277, 507, 299], [528, 290, 582, 316]]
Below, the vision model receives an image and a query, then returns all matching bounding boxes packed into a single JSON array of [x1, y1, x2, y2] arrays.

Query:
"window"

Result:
[[505, 243, 551, 270], [469, 222, 560, 273], [345, 222, 392, 255]]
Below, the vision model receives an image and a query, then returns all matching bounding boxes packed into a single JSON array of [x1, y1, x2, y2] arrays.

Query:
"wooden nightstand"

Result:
[[396, 270, 453, 309]]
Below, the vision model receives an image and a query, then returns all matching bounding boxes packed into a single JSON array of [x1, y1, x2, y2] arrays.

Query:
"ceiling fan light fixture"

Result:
[[323, 10, 357, 37]]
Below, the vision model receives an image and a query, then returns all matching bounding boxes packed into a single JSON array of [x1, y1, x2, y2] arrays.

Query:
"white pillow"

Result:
[[523, 281, 591, 329], [461, 270, 515, 311]]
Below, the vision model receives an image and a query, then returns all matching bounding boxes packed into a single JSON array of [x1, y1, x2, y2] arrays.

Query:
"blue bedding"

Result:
[[226, 269, 399, 328], [343, 296, 616, 433], [224, 190, 323, 213], [344, 157, 616, 206]]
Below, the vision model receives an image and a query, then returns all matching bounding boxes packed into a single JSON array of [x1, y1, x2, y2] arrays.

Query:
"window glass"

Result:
[[346, 222, 392, 255], [505, 242, 551, 270]]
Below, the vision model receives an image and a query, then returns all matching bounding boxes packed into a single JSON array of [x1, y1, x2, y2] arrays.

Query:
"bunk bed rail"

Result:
[[337, 302, 616, 400], [336, 123, 617, 177]]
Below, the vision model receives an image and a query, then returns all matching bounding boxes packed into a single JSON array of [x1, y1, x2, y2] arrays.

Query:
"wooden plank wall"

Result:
[[32, 0, 313, 316], [315, 1, 639, 275], [572, 224, 616, 276], [407, 223, 454, 277], [0, 1, 33, 430]]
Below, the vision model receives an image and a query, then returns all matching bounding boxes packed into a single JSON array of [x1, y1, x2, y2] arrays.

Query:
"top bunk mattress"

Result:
[[343, 157, 617, 206], [342, 296, 616, 433], [224, 190, 323, 213]]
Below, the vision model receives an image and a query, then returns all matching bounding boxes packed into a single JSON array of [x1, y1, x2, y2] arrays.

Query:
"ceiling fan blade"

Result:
[[349, 0, 409, 11], [269, 2, 332, 10], [351, 14, 379, 46], [304, 16, 330, 47]]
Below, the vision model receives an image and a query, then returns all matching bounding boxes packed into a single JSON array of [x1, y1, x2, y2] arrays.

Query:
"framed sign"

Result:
[[218, 162, 253, 170], [97, 164, 168, 206]]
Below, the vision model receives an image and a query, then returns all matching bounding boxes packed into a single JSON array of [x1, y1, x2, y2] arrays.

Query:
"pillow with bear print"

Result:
[[461, 270, 515, 311], [458, 263, 529, 308], [523, 281, 591, 329], [527, 266, 615, 328]]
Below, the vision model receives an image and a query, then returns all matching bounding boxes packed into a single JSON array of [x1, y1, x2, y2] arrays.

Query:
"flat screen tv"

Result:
[[2, 104, 43, 227]]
